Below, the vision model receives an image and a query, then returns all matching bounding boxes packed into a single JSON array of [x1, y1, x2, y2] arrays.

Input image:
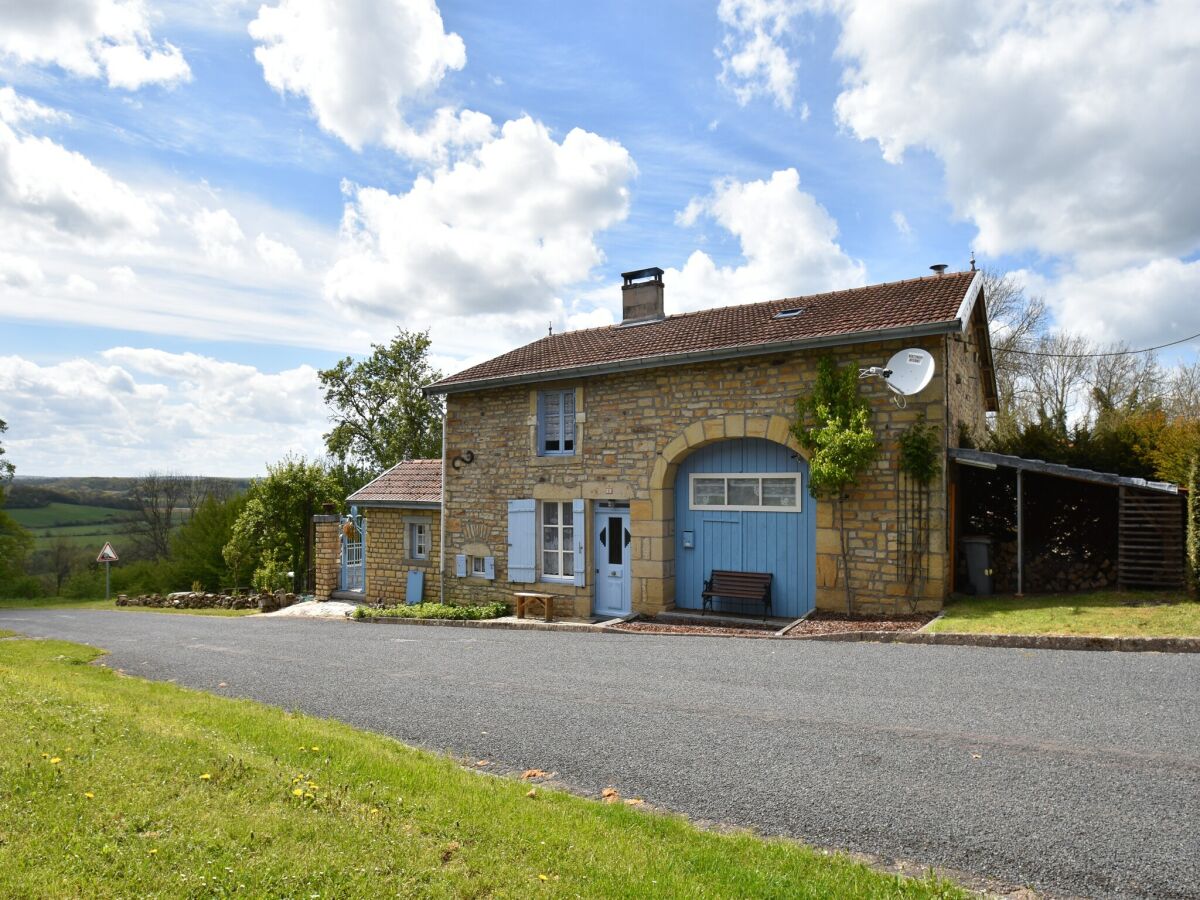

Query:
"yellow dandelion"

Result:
[[85, 792, 95, 799], [49, 757, 61, 765], [306, 781, 318, 789], [538, 874, 549, 881], [199, 773, 212, 780], [304, 792, 314, 799], [369, 808, 380, 815], [292, 788, 304, 797], [311, 746, 320, 752], [41, 753, 49, 759], [148, 849, 158, 855]]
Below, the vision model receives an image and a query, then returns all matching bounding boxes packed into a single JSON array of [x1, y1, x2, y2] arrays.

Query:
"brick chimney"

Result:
[[621, 267, 665, 324]]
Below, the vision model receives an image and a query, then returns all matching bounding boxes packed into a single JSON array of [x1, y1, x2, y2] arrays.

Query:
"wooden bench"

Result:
[[701, 570, 773, 620], [513, 591, 556, 622]]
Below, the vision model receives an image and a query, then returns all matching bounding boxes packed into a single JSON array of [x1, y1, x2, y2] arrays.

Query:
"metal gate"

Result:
[[340, 506, 365, 593]]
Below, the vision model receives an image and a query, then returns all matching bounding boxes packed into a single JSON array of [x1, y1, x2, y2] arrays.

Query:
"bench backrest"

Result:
[[708, 570, 772, 596]]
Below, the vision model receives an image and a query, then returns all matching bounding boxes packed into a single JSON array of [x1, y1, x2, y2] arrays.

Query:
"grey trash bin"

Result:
[[960, 535, 994, 595]]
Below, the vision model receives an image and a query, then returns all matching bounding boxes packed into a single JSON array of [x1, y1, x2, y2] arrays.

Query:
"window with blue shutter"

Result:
[[537, 389, 576, 455], [455, 554, 467, 577], [507, 499, 536, 582], [484, 556, 495, 581]]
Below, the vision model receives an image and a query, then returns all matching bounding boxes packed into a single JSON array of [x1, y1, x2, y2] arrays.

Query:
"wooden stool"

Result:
[[513, 591, 555, 622]]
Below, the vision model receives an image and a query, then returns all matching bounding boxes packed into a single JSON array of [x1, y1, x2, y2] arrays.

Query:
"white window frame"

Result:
[[407, 521, 429, 560], [688, 472, 803, 512], [470, 555, 487, 576], [539, 500, 576, 582], [538, 389, 576, 456]]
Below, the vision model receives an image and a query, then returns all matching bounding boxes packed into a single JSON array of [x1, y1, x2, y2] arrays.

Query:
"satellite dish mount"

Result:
[[858, 348, 936, 408]]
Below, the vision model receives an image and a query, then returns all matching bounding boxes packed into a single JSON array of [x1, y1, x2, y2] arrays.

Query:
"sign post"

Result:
[[96, 542, 119, 601]]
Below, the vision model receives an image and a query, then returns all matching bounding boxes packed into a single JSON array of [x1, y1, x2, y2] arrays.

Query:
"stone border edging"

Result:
[[791, 629, 1200, 653], [351, 613, 1200, 652], [353, 616, 611, 634]]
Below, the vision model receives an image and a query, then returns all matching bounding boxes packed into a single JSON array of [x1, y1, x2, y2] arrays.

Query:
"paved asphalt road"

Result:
[[2, 610, 1198, 899]]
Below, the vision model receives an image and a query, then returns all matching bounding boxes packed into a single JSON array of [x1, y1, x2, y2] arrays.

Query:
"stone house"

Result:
[[314, 459, 442, 604], [317, 266, 997, 617]]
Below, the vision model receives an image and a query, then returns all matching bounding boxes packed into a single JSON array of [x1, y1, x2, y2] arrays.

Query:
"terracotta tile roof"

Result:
[[430, 271, 978, 392], [347, 458, 442, 506]]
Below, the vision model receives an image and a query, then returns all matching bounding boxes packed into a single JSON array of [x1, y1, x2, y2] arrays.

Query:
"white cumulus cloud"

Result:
[[0, 349, 326, 476], [716, 0, 804, 109], [255, 233, 303, 272], [669, 167, 864, 311], [0, 0, 191, 89], [822, 0, 1200, 269], [324, 115, 636, 323], [249, 0, 483, 159], [191, 207, 244, 264]]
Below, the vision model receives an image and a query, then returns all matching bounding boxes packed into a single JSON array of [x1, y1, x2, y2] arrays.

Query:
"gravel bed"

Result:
[[782, 611, 934, 637], [611, 620, 776, 637], [610, 611, 934, 638]]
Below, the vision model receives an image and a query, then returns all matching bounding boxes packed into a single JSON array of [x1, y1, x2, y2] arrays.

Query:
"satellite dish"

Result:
[[858, 348, 935, 407], [884, 348, 935, 396]]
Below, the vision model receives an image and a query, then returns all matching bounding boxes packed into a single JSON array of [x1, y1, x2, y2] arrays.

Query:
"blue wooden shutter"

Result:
[[572, 498, 586, 586], [507, 499, 536, 582], [563, 390, 576, 451], [535, 391, 545, 456], [455, 554, 467, 578], [484, 556, 495, 581]]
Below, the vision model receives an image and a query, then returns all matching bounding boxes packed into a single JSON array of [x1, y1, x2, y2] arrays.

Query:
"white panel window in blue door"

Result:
[[689, 473, 802, 512]]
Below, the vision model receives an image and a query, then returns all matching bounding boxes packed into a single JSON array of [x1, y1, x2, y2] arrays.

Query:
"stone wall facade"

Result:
[[312, 515, 341, 600], [362, 506, 440, 604], [945, 302, 991, 447], [439, 331, 983, 617]]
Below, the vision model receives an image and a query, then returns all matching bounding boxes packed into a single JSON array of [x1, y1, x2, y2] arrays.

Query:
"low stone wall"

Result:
[[115, 590, 300, 611]]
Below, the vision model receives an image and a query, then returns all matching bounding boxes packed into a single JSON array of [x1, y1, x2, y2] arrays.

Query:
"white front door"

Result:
[[594, 507, 631, 617]]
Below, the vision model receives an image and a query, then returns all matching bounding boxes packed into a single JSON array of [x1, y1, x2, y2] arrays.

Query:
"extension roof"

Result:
[[346, 458, 442, 507], [428, 270, 983, 393]]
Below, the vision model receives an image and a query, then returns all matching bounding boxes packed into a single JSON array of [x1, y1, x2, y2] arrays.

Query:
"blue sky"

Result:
[[0, 0, 1197, 476]]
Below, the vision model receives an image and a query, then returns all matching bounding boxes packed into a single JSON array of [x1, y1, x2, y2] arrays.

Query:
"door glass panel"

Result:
[[693, 477, 725, 507], [728, 478, 760, 506], [607, 517, 622, 565], [762, 477, 798, 507]]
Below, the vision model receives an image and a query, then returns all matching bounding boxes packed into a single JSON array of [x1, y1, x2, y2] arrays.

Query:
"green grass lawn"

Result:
[[930, 591, 1200, 637], [0, 635, 962, 898], [0, 597, 258, 617]]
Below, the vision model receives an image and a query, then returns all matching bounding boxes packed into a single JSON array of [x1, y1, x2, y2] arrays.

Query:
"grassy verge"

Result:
[[0, 597, 258, 617], [929, 591, 1200, 637], [0, 635, 961, 898]]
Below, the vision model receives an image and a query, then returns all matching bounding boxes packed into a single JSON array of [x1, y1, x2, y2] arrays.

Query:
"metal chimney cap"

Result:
[[622, 267, 664, 286], [929, 263, 949, 275]]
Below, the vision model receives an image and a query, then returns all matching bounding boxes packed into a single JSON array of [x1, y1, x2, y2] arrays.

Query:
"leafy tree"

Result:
[[171, 492, 248, 591], [127, 471, 186, 560], [0, 418, 35, 595], [0, 418, 14, 498], [792, 358, 879, 614], [318, 329, 444, 474], [1188, 456, 1200, 592], [223, 457, 342, 593]]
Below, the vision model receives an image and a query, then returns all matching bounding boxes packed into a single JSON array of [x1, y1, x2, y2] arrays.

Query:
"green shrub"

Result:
[[0, 573, 45, 599], [353, 601, 508, 621]]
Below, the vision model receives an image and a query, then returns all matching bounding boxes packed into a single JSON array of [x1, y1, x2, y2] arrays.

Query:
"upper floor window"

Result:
[[538, 389, 576, 456]]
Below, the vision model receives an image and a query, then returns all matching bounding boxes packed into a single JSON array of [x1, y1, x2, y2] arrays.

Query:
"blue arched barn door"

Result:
[[674, 438, 815, 617]]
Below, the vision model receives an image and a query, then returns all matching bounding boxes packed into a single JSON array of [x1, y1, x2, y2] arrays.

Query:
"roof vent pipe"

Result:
[[620, 267, 665, 324], [930, 263, 948, 276]]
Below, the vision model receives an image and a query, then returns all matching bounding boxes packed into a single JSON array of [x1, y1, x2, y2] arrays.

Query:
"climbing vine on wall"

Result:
[[896, 418, 941, 612]]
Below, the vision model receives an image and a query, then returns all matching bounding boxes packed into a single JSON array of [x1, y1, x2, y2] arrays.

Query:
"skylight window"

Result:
[[773, 307, 805, 319]]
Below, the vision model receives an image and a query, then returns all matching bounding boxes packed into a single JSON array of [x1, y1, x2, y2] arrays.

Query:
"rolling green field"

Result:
[[7, 503, 183, 553]]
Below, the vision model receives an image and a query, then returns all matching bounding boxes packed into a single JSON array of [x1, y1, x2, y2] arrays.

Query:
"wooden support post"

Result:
[[1016, 469, 1024, 597]]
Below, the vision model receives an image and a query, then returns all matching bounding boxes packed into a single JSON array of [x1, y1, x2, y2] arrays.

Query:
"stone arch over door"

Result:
[[632, 414, 828, 615]]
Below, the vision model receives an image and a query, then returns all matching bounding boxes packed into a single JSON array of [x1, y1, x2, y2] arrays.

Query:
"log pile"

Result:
[[991, 541, 1116, 593]]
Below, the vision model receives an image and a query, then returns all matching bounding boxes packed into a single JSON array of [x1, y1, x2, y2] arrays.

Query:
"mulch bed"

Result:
[[611, 611, 934, 639]]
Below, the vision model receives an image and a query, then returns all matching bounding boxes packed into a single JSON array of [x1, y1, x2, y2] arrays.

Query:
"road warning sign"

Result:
[[97, 542, 119, 563]]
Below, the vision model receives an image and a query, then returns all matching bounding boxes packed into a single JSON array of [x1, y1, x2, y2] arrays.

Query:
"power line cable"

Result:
[[998, 330, 1200, 359]]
